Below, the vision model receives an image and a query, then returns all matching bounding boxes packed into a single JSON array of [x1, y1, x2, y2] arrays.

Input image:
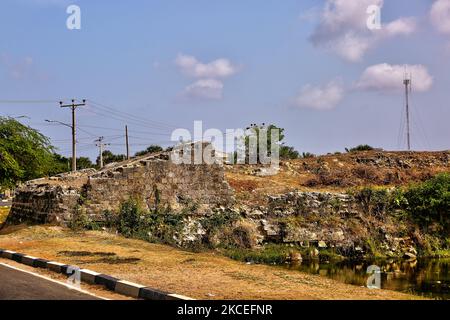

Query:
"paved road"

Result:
[[0, 264, 100, 300]]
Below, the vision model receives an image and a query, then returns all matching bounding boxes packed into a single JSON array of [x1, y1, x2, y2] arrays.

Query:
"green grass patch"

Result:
[[223, 244, 296, 264]]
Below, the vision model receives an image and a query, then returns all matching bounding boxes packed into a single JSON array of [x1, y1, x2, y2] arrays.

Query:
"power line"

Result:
[[87, 99, 179, 130], [0, 99, 61, 104], [75, 124, 171, 136], [81, 107, 173, 132]]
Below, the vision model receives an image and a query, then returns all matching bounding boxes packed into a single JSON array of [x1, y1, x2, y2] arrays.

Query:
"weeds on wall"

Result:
[[94, 198, 243, 250]]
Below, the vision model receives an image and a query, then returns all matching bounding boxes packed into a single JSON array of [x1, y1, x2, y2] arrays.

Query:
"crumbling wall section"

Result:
[[7, 184, 80, 225], [6, 152, 235, 226], [83, 160, 234, 218]]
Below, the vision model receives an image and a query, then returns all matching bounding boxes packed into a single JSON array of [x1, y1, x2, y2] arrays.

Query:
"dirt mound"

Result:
[[225, 150, 449, 204]]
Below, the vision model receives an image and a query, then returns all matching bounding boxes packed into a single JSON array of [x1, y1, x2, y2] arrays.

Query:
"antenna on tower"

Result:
[[403, 68, 412, 151]]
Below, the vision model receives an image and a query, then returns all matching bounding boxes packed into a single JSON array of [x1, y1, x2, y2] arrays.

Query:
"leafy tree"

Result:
[[50, 155, 95, 173], [280, 146, 300, 160], [0, 117, 57, 188], [49, 153, 71, 175], [96, 150, 125, 167], [243, 124, 299, 162], [73, 157, 95, 170], [134, 145, 163, 157]]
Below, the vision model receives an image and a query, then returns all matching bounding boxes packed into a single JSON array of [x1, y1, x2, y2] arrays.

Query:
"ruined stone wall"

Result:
[[8, 185, 80, 225], [6, 152, 234, 226], [239, 191, 360, 247], [83, 160, 234, 218]]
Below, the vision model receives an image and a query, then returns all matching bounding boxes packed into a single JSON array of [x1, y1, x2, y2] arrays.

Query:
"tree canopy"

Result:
[[134, 145, 163, 157], [96, 150, 126, 167], [243, 124, 299, 162], [0, 117, 56, 188]]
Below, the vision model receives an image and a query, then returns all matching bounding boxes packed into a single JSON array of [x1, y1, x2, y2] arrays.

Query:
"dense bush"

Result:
[[117, 199, 144, 237], [403, 173, 450, 232], [116, 199, 184, 243], [113, 199, 244, 249], [353, 187, 391, 217]]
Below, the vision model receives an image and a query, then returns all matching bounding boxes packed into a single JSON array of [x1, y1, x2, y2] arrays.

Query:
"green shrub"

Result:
[[102, 210, 118, 229], [353, 187, 391, 216], [403, 173, 450, 231], [69, 205, 100, 231], [301, 152, 315, 159], [346, 145, 375, 153], [115, 199, 187, 244], [280, 146, 300, 160], [201, 210, 240, 234], [117, 199, 145, 237]]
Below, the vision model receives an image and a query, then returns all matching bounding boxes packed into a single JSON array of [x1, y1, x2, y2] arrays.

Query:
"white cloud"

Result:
[[293, 80, 344, 110], [384, 17, 417, 37], [310, 0, 417, 62], [175, 54, 240, 101], [332, 32, 371, 63], [430, 0, 450, 34], [180, 79, 224, 100], [357, 63, 433, 92], [175, 54, 239, 79]]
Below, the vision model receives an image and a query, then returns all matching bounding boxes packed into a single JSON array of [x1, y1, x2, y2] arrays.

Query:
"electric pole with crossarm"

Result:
[[60, 99, 86, 172], [95, 136, 111, 169]]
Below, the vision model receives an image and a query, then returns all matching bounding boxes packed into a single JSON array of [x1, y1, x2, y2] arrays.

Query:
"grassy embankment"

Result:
[[0, 225, 423, 300]]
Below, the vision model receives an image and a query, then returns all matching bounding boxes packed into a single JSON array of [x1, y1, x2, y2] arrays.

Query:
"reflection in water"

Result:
[[286, 258, 450, 300]]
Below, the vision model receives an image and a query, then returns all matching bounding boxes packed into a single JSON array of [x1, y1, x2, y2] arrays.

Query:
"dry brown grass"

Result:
[[0, 225, 423, 300], [224, 151, 450, 206]]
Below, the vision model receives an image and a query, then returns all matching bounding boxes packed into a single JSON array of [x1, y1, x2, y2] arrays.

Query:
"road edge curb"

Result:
[[0, 248, 194, 300]]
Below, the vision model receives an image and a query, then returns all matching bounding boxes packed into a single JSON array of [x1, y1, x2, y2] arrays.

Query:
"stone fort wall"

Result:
[[7, 149, 234, 226]]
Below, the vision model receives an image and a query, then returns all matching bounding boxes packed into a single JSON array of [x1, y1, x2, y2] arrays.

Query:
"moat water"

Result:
[[285, 258, 450, 300]]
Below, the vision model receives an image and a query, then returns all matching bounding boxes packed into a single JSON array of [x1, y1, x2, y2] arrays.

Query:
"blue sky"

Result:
[[1, 0, 449, 160]]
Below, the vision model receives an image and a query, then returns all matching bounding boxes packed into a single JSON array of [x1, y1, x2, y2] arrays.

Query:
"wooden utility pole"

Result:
[[95, 136, 110, 169], [125, 125, 130, 160], [60, 99, 86, 172]]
